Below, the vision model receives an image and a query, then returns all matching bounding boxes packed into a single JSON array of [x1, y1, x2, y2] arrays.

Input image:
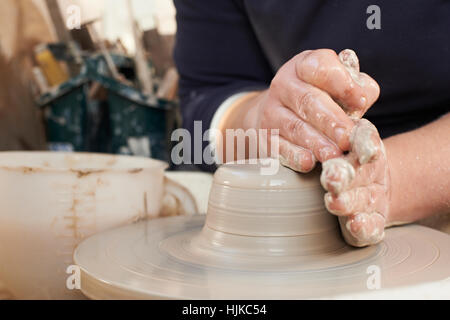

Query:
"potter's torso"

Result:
[[240, 0, 450, 137]]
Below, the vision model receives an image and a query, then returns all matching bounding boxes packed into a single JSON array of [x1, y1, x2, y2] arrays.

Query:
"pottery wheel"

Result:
[[74, 160, 450, 299]]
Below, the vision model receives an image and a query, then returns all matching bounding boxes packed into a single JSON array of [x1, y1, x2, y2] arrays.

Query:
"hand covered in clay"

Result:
[[320, 119, 391, 247], [244, 49, 380, 172]]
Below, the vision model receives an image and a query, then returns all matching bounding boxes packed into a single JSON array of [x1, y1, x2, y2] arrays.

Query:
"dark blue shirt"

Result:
[[174, 0, 450, 169]]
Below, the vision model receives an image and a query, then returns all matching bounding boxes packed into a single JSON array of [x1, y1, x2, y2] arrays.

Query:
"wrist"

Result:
[[383, 136, 411, 226], [212, 91, 263, 163], [222, 91, 264, 131]]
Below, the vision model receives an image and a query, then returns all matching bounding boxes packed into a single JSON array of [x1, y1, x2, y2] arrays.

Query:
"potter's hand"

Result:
[[320, 119, 390, 247], [244, 49, 380, 172]]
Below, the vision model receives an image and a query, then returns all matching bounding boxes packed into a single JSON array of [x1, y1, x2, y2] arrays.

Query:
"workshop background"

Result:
[[0, 0, 179, 163]]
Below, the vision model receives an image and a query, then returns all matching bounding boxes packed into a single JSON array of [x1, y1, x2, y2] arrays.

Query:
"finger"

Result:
[[321, 152, 386, 194], [324, 184, 386, 216], [350, 118, 383, 165], [278, 136, 316, 173], [351, 72, 380, 117], [337, 49, 380, 117], [294, 49, 376, 115], [320, 158, 355, 195], [271, 74, 354, 150], [262, 104, 342, 162], [340, 212, 386, 247]]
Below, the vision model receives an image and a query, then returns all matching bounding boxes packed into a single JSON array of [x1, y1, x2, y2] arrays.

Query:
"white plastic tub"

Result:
[[0, 152, 196, 299]]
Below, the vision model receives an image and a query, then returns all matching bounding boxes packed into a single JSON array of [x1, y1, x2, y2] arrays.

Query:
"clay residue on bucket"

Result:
[[21, 167, 42, 174], [71, 169, 105, 179], [128, 168, 144, 174], [1, 166, 44, 174]]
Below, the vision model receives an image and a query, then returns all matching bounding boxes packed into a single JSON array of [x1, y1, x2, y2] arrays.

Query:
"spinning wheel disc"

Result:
[[74, 161, 450, 299], [74, 216, 450, 299]]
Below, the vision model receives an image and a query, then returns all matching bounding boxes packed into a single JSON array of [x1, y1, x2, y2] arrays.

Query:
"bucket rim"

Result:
[[0, 151, 168, 174]]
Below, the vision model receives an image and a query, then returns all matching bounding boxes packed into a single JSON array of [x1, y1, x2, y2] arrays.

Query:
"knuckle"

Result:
[[295, 50, 314, 63], [269, 74, 283, 94], [313, 50, 337, 79], [295, 50, 316, 78], [296, 91, 316, 116], [314, 64, 331, 86], [286, 118, 305, 137], [310, 49, 338, 64], [364, 73, 381, 97], [297, 49, 339, 85], [341, 76, 358, 100], [318, 145, 341, 161]]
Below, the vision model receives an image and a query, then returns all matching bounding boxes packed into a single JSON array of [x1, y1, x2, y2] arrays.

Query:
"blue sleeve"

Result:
[[173, 0, 273, 153]]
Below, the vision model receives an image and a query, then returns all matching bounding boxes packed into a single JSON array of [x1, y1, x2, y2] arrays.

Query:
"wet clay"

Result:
[[74, 159, 450, 299], [339, 49, 365, 87]]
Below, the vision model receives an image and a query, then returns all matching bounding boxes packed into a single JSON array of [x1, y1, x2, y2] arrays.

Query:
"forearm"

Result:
[[385, 113, 450, 225]]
